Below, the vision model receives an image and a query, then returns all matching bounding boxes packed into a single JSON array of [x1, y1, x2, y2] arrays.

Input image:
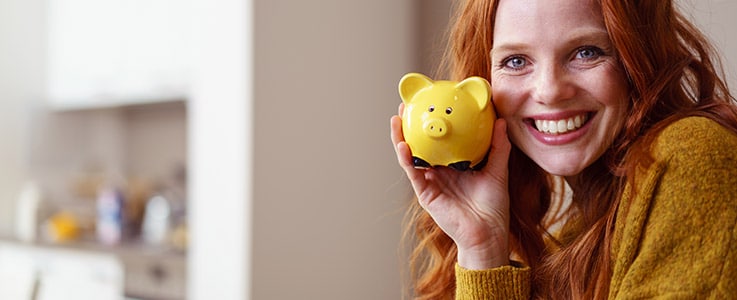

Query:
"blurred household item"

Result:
[[123, 177, 154, 238], [142, 165, 187, 248], [44, 211, 81, 243], [15, 181, 43, 243], [142, 194, 171, 246], [97, 186, 125, 245]]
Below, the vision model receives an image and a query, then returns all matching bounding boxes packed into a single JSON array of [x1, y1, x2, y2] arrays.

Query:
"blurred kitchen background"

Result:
[[0, 0, 734, 299]]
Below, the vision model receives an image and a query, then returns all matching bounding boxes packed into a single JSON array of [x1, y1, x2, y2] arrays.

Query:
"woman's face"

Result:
[[491, 0, 629, 177]]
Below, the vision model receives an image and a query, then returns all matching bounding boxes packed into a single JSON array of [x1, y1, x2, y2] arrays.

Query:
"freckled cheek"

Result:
[[597, 65, 630, 105], [491, 94, 527, 147], [490, 86, 525, 119]]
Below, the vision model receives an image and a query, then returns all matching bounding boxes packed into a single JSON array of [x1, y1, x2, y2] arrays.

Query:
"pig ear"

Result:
[[398, 73, 434, 104], [456, 76, 491, 110]]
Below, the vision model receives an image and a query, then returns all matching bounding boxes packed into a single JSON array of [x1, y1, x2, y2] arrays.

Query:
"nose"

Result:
[[423, 118, 448, 138], [531, 63, 576, 105]]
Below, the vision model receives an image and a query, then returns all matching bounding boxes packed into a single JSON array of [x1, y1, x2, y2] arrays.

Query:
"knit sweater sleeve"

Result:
[[609, 117, 737, 298], [455, 263, 531, 299]]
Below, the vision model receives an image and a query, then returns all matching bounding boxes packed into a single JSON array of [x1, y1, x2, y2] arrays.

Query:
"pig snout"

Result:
[[423, 118, 449, 138]]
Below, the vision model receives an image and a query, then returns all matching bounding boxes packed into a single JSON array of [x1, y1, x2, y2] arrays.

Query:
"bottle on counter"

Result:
[[96, 185, 125, 246], [15, 181, 42, 243], [141, 193, 171, 246]]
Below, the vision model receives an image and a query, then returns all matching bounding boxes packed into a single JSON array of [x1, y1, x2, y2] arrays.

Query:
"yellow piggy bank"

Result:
[[398, 73, 495, 171]]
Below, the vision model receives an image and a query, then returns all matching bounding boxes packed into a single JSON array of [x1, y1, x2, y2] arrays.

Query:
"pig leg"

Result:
[[471, 153, 489, 171], [449, 161, 472, 171], [412, 157, 432, 169]]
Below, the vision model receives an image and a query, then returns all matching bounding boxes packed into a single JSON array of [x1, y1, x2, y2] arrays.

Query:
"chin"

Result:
[[533, 157, 589, 177]]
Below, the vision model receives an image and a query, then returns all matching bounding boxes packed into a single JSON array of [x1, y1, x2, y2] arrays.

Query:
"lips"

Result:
[[533, 113, 589, 134]]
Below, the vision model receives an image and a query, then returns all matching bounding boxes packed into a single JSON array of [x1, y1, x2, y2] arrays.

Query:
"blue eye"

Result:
[[505, 57, 527, 69], [576, 47, 603, 60]]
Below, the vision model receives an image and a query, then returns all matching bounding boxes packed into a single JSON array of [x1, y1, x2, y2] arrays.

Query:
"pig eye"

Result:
[[428, 105, 435, 112], [445, 107, 453, 115]]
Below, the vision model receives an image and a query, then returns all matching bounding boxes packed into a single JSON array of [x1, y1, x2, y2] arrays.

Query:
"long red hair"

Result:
[[404, 0, 737, 299]]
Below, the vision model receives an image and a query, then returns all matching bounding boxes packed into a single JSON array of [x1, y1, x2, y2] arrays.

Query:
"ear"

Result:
[[456, 76, 491, 110], [398, 73, 434, 104]]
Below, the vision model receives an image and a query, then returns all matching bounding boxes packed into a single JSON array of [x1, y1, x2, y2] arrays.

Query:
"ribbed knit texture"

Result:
[[455, 117, 737, 299], [455, 264, 530, 300]]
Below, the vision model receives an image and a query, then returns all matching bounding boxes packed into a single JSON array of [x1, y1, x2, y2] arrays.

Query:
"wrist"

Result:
[[457, 246, 509, 270]]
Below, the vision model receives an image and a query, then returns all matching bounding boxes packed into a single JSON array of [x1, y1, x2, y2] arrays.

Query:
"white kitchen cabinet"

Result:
[[0, 240, 124, 300], [46, 0, 192, 110], [0, 239, 186, 300]]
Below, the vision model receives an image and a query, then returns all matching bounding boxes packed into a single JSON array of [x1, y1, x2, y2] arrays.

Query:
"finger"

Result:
[[390, 115, 405, 150], [481, 118, 512, 178], [390, 115, 429, 191], [397, 140, 427, 185], [390, 116, 414, 169], [398, 102, 405, 117]]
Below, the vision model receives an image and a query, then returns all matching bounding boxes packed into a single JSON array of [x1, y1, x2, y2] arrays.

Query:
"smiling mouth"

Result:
[[533, 113, 590, 135]]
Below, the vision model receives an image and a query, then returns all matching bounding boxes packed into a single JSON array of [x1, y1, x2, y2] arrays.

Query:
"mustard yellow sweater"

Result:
[[455, 117, 737, 299]]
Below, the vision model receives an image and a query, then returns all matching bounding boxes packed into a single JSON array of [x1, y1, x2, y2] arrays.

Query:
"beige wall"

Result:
[[251, 0, 416, 298], [679, 0, 737, 92], [417, 0, 453, 76]]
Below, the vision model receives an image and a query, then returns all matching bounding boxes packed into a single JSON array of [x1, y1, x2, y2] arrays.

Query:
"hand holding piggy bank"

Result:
[[398, 73, 496, 171]]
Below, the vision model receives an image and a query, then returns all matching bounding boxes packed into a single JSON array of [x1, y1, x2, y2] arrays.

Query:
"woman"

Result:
[[390, 0, 737, 299]]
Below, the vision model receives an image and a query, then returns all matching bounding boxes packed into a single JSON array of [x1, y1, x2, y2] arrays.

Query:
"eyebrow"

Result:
[[491, 27, 611, 55]]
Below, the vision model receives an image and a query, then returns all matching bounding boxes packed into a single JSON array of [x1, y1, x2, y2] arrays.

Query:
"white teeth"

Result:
[[534, 114, 588, 134], [557, 120, 567, 133]]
